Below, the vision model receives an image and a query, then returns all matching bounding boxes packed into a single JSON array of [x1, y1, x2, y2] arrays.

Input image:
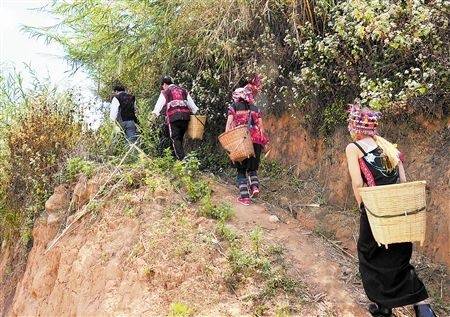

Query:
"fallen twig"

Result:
[[316, 231, 357, 263], [293, 203, 321, 208]]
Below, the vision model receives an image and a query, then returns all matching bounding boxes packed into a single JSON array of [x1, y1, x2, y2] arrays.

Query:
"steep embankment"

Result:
[[0, 166, 383, 317], [265, 113, 450, 268], [2, 171, 368, 316], [1, 116, 448, 316], [1, 162, 449, 316]]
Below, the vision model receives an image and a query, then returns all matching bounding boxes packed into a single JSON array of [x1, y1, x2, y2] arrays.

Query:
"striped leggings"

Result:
[[235, 143, 262, 198]]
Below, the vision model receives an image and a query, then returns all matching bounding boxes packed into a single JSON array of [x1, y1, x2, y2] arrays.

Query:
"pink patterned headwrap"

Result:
[[232, 74, 263, 104], [232, 87, 254, 103], [347, 102, 382, 136], [246, 74, 262, 97]]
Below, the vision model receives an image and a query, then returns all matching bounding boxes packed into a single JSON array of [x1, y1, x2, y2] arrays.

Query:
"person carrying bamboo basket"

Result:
[[152, 76, 199, 160], [345, 102, 436, 317], [225, 75, 268, 206]]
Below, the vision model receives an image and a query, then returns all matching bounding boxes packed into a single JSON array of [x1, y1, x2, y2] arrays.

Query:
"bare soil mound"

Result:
[[1, 169, 448, 316]]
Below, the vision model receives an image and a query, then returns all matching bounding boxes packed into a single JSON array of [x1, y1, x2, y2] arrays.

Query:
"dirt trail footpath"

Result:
[[212, 181, 371, 317], [7, 173, 428, 316]]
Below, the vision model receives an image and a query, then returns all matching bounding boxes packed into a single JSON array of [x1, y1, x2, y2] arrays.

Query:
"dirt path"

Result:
[[7, 173, 431, 316], [212, 181, 370, 317]]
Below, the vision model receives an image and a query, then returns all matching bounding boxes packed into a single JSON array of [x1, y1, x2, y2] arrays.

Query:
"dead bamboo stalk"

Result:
[[316, 231, 357, 262], [45, 145, 134, 254]]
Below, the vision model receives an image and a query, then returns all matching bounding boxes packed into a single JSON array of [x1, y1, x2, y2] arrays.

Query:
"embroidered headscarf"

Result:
[[232, 87, 254, 103], [245, 74, 262, 98], [347, 102, 381, 136], [348, 102, 402, 170], [232, 74, 263, 104]]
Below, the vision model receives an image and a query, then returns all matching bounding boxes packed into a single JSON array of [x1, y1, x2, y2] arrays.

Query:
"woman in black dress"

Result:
[[345, 103, 436, 317]]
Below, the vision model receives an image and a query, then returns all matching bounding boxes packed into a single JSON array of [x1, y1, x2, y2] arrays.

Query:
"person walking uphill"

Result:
[[110, 85, 139, 143], [225, 75, 268, 206], [152, 76, 198, 160], [345, 103, 436, 317]]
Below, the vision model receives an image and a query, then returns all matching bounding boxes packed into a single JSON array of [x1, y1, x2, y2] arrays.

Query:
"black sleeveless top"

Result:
[[116, 92, 138, 123], [353, 142, 399, 186]]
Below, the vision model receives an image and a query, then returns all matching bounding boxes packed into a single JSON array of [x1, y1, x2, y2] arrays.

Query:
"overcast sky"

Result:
[[0, 0, 95, 93], [0, 0, 102, 127]]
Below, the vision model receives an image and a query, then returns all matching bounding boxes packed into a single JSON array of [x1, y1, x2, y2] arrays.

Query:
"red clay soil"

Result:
[[211, 182, 370, 317], [3, 172, 447, 316], [1, 178, 375, 316]]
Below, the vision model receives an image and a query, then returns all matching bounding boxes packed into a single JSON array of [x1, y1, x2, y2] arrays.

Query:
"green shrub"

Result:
[[0, 83, 83, 244], [200, 198, 234, 221], [263, 272, 297, 297], [181, 177, 210, 202], [65, 157, 95, 181], [136, 101, 162, 157], [320, 101, 348, 135], [250, 227, 263, 255], [152, 148, 176, 174], [260, 159, 285, 180], [87, 120, 129, 158], [179, 152, 201, 176], [143, 175, 169, 193], [0, 204, 21, 243], [7, 95, 80, 196], [224, 227, 299, 304], [228, 246, 261, 276], [216, 222, 238, 243]]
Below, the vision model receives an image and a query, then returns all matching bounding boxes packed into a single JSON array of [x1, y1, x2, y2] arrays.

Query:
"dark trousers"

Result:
[[235, 143, 262, 198], [120, 120, 138, 143], [165, 120, 189, 160]]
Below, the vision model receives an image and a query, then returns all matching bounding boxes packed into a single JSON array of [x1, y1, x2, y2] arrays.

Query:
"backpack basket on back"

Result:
[[359, 180, 427, 248], [218, 126, 255, 162], [187, 115, 207, 140]]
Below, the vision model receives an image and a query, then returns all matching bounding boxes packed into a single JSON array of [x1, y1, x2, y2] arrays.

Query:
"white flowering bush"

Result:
[[33, 0, 448, 144], [288, 0, 449, 116]]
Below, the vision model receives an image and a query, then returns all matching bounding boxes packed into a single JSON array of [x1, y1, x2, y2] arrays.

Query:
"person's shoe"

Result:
[[369, 303, 392, 317], [237, 197, 251, 206], [413, 304, 436, 317], [250, 185, 260, 198]]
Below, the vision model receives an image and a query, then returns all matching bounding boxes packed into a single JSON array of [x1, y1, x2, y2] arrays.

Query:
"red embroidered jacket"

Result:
[[228, 102, 269, 146]]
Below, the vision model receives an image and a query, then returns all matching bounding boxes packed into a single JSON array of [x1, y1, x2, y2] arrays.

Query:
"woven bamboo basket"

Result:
[[187, 115, 207, 140], [359, 181, 427, 248], [218, 126, 255, 162]]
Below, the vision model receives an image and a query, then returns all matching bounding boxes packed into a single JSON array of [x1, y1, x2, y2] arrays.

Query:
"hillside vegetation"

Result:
[[0, 1, 449, 314], [2, 0, 448, 253], [32, 0, 448, 123]]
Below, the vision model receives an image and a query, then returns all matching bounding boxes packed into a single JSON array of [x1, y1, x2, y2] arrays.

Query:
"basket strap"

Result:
[[193, 115, 206, 127], [353, 142, 367, 155], [365, 206, 426, 218]]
